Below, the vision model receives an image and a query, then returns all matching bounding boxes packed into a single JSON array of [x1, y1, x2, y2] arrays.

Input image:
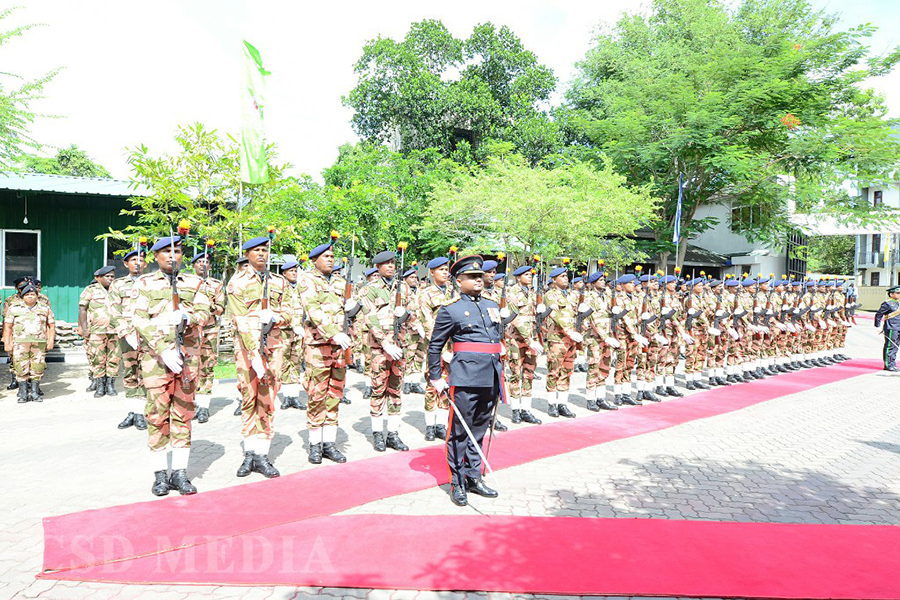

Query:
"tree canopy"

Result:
[[23, 144, 110, 177]]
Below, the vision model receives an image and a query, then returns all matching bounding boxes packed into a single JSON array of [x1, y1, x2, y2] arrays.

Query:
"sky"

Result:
[[6, 0, 900, 182]]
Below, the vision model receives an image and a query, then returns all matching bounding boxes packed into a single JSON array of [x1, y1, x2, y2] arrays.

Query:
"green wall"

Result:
[[1, 191, 134, 323]]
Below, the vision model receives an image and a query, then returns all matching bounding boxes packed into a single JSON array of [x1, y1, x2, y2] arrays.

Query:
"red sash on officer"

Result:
[[452, 342, 508, 404]]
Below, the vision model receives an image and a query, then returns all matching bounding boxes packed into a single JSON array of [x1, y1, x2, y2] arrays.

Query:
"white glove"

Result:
[[161, 347, 183, 374], [687, 308, 699, 317], [654, 333, 669, 345], [169, 309, 188, 327], [393, 306, 408, 319], [344, 299, 358, 312], [442, 350, 454, 364], [382, 340, 403, 361], [604, 336, 621, 349], [251, 355, 266, 377], [715, 310, 725, 318], [499, 306, 511, 319], [641, 312, 653, 321], [332, 332, 352, 350], [776, 323, 786, 332], [528, 340, 545, 355], [786, 323, 797, 333], [568, 331, 584, 343], [536, 303, 546, 314], [806, 323, 817, 332], [762, 326, 771, 334], [577, 302, 590, 314], [634, 334, 649, 347], [125, 333, 139, 350], [415, 323, 425, 337], [612, 305, 624, 315], [708, 327, 721, 337], [681, 332, 695, 345], [257, 309, 276, 326], [727, 327, 741, 340], [431, 378, 449, 395]]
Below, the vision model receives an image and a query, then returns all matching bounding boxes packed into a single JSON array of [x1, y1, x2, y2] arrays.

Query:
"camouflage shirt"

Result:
[[6, 302, 55, 343], [544, 287, 577, 343], [360, 277, 397, 347], [227, 269, 291, 357], [109, 275, 141, 338], [505, 283, 536, 341], [585, 288, 611, 338], [79, 283, 115, 335], [200, 277, 226, 331], [296, 268, 344, 345], [417, 282, 453, 340], [132, 270, 211, 358]]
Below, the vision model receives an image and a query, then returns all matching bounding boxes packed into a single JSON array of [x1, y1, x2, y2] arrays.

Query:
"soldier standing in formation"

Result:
[[504, 264, 544, 422], [278, 260, 307, 410], [417, 256, 454, 440], [78, 266, 120, 397], [3, 282, 55, 403], [109, 248, 148, 430], [192, 251, 226, 424], [543, 266, 580, 418]]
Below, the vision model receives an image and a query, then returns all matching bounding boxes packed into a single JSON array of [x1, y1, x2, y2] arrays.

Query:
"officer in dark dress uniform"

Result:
[[428, 255, 504, 507], [874, 286, 900, 371]]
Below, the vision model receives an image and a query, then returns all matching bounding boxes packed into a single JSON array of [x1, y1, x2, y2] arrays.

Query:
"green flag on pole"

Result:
[[240, 40, 270, 184]]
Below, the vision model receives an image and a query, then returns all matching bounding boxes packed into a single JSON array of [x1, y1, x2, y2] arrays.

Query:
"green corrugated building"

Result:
[[0, 173, 148, 323]]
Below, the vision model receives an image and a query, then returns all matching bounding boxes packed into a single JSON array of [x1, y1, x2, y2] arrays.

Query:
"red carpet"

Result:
[[39, 359, 889, 598]]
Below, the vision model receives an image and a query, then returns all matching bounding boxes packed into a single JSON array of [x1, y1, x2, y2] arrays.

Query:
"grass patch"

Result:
[[214, 359, 236, 380]]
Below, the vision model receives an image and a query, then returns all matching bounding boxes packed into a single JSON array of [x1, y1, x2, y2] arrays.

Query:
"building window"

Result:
[[872, 234, 882, 253], [1, 230, 40, 288], [871, 272, 880, 287], [104, 237, 156, 278], [874, 190, 883, 207]]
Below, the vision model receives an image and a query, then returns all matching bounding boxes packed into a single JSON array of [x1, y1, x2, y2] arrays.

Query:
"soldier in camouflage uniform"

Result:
[[543, 266, 579, 418], [611, 274, 648, 404], [504, 265, 544, 423], [682, 277, 713, 390], [3, 284, 55, 402], [358, 266, 380, 400], [583, 271, 618, 410], [417, 257, 454, 440], [78, 266, 120, 397], [109, 249, 148, 430], [228, 235, 291, 479], [2, 277, 31, 391], [278, 260, 307, 410], [360, 250, 409, 452], [133, 235, 210, 496], [401, 267, 427, 396], [190, 252, 226, 423], [657, 275, 687, 396], [295, 242, 354, 464]]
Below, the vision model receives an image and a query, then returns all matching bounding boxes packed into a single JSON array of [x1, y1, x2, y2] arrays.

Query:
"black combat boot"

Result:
[[85, 376, 96, 393], [236, 451, 255, 477], [450, 484, 468, 506], [308, 443, 323, 464], [118, 412, 136, 429], [363, 385, 373, 399], [252, 453, 280, 478], [409, 382, 426, 394], [340, 395, 351, 405], [105, 377, 118, 396], [36, 382, 43, 396], [716, 376, 731, 386], [558, 404, 576, 418], [292, 396, 307, 409], [586, 400, 600, 412], [695, 380, 710, 390], [280, 395, 292, 409], [548, 403, 559, 418], [642, 390, 661, 402], [465, 476, 499, 498], [322, 443, 347, 463], [134, 413, 148, 430], [685, 381, 697, 391], [655, 386, 669, 397], [17, 382, 28, 403], [665, 386, 684, 397], [434, 424, 448, 439], [403, 382, 411, 394], [92, 376, 105, 397], [234, 402, 242, 416], [386, 432, 409, 451], [196, 407, 209, 423], [29, 380, 42, 402], [622, 394, 642, 406], [424, 425, 436, 441], [168, 469, 197, 495], [152, 470, 170, 496], [520, 410, 542, 424], [373, 431, 386, 452], [6, 369, 18, 390], [493, 419, 508, 431], [613, 394, 624, 405], [511, 408, 523, 422], [598, 397, 618, 410]]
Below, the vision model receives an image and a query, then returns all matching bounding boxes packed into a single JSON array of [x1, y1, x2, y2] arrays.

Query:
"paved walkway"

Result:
[[2, 322, 897, 599]]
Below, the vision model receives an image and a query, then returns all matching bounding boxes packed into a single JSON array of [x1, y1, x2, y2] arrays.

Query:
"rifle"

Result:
[[712, 282, 726, 331], [575, 264, 594, 335], [448, 245, 458, 297], [636, 267, 656, 344], [339, 231, 360, 365], [393, 241, 410, 345], [533, 254, 549, 346], [497, 252, 517, 328], [258, 226, 276, 385], [172, 220, 192, 391]]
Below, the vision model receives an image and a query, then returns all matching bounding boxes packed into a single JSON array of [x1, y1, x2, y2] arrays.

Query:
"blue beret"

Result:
[[725, 279, 740, 287], [450, 255, 485, 277], [512, 265, 532, 277], [402, 268, 417, 279], [280, 261, 299, 272], [586, 271, 603, 284], [481, 260, 499, 272], [825, 280, 835, 287], [308, 242, 333, 260], [494, 273, 505, 281], [191, 253, 211, 264], [549, 267, 567, 279], [708, 279, 723, 287], [122, 249, 144, 261], [791, 281, 801, 287], [151, 236, 181, 252], [332, 263, 344, 272], [687, 278, 703, 286], [427, 257, 449, 270], [741, 279, 757, 287], [659, 275, 677, 284], [241, 236, 270, 251], [638, 274, 652, 282], [364, 267, 378, 277], [757, 276, 770, 284], [373, 250, 396, 265], [616, 274, 637, 284], [572, 276, 583, 284], [805, 281, 816, 288], [94, 265, 115, 277]]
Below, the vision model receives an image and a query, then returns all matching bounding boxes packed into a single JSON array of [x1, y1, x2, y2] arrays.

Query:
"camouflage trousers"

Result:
[[145, 375, 195, 451], [585, 337, 612, 390], [305, 342, 346, 429], [369, 347, 405, 417], [636, 342, 662, 382], [278, 329, 304, 386], [118, 339, 143, 398], [685, 328, 708, 374], [88, 333, 120, 378], [197, 328, 218, 395], [404, 332, 426, 376], [506, 332, 538, 398], [613, 338, 637, 384], [13, 342, 46, 381], [709, 333, 727, 368], [546, 339, 576, 392], [235, 344, 283, 440], [802, 325, 816, 354], [659, 328, 679, 375], [424, 359, 450, 412], [726, 330, 744, 365]]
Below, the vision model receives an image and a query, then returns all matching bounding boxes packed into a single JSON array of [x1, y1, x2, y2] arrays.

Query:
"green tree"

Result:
[[0, 7, 58, 170], [23, 144, 111, 177], [422, 147, 658, 265], [564, 0, 900, 268], [806, 235, 855, 274], [344, 20, 561, 165]]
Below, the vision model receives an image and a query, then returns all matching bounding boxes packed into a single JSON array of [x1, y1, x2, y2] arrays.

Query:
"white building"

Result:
[[853, 183, 900, 288]]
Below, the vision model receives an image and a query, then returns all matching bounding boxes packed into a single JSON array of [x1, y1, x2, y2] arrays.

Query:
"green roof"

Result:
[[0, 172, 149, 197]]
